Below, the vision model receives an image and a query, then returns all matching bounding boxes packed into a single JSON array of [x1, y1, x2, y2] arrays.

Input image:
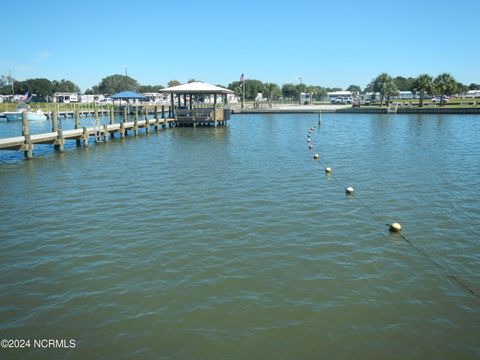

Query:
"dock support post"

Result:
[[55, 129, 64, 152], [52, 109, 58, 133], [103, 124, 109, 142], [22, 111, 33, 159], [134, 106, 139, 136], [123, 107, 128, 137], [94, 109, 101, 142], [82, 127, 88, 146], [154, 105, 159, 131], [75, 109, 81, 146], [170, 93, 175, 118], [109, 107, 114, 125], [52, 109, 63, 151], [145, 105, 150, 134], [109, 107, 115, 138], [213, 94, 217, 127]]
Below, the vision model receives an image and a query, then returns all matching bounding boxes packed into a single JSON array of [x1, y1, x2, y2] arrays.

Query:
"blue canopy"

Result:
[[111, 91, 148, 100]]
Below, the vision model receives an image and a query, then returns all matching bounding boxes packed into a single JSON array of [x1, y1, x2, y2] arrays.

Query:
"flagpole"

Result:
[[242, 73, 245, 110]]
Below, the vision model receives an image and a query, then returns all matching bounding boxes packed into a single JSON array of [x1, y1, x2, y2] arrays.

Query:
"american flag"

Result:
[[20, 91, 29, 102], [239, 73, 244, 87]]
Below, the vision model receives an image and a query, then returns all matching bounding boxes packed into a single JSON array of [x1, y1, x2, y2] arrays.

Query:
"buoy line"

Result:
[[306, 119, 479, 299]]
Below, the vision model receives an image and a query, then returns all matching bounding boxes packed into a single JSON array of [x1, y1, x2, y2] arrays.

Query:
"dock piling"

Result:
[[109, 107, 115, 138], [55, 129, 64, 152], [82, 127, 89, 146], [22, 111, 33, 159], [123, 108, 128, 137], [103, 124, 109, 142], [109, 107, 114, 125], [52, 110, 58, 133], [75, 109, 81, 146], [134, 107, 139, 136]]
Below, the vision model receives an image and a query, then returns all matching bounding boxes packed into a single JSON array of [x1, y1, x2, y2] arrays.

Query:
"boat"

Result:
[[1, 106, 47, 121]]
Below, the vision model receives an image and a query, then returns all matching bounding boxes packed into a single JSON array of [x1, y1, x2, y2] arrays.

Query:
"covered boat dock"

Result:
[[159, 81, 234, 127]]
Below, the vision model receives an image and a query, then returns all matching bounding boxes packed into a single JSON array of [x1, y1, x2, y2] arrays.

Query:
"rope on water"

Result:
[[307, 118, 479, 299], [396, 229, 479, 297]]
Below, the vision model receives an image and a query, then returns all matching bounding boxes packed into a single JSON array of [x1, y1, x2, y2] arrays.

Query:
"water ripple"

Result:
[[1, 114, 479, 359]]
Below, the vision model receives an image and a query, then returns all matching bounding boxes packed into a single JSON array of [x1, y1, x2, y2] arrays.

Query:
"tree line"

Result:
[[2, 72, 478, 106], [0, 75, 80, 100], [364, 73, 479, 107]]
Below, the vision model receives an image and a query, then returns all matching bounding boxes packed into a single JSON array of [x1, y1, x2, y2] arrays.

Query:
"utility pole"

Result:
[[299, 76, 303, 104], [123, 65, 128, 91], [9, 70, 14, 96]]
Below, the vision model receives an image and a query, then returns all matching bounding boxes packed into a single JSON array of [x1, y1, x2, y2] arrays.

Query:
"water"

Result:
[[1, 113, 479, 359]]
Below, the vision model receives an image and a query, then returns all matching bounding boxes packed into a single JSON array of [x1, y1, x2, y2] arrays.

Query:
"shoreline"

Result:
[[232, 104, 480, 115]]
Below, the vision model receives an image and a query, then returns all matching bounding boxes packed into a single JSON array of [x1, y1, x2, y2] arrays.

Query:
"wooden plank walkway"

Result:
[[0, 116, 176, 158]]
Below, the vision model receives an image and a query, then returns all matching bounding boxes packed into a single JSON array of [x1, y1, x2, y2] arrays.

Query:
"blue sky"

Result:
[[1, 0, 479, 91]]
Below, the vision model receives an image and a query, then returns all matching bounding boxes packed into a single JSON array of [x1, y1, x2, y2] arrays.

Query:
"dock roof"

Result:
[[159, 81, 234, 94], [111, 91, 148, 100]]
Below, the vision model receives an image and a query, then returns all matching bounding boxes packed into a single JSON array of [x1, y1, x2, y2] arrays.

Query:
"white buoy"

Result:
[[307, 138, 311, 143], [345, 186, 354, 194], [309, 144, 313, 149], [313, 153, 319, 160], [325, 167, 331, 173], [389, 223, 402, 232]]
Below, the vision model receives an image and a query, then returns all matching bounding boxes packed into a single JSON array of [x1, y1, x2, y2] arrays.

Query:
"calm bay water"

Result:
[[0, 113, 479, 359]]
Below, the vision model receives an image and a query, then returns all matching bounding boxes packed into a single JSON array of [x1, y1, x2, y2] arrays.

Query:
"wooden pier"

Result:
[[42, 105, 151, 119], [0, 107, 179, 160]]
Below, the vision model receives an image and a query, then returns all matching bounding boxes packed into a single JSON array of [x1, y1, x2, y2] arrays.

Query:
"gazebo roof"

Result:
[[111, 91, 148, 100], [159, 81, 234, 94]]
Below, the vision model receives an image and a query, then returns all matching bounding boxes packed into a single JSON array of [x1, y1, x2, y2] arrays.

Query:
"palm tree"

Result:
[[373, 73, 396, 106], [434, 73, 457, 106], [263, 83, 280, 109], [306, 85, 316, 104], [414, 74, 433, 107], [383, 80, 398, 104]]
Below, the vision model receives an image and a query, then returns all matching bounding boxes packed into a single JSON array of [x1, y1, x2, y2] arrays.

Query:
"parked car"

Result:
[[98, 98, 113, 105], [431, 96, 449, 103]]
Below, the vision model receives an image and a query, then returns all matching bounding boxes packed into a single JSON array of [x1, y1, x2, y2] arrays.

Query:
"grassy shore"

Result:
[[361, 97, 479, 108], [3, 102, 117, 113], [1, 98, 478, 114], [0, 102, 116, 113]]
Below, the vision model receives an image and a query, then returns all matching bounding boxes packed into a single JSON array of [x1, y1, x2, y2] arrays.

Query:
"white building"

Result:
[[300, 92, 312, 104], [53, 92, 78, 103], [142, 92, 169, 103], [79, 94, 105, 103], [363, 92, 380, 101], [466, 90, 480, 98], [394, 91, 413, 100], [327, 90, 353, 101]]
